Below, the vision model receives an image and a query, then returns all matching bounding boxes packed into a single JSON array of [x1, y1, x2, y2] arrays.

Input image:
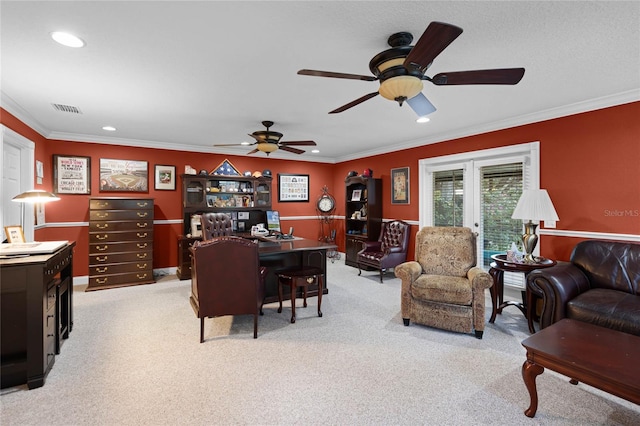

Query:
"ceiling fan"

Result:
[[298, 21, 525, 119], [214, 121, 317, 156]]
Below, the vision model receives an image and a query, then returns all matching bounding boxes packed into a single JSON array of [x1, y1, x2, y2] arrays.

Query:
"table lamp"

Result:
[[511, 189, 559, 263], [11, 189, 60, 230]]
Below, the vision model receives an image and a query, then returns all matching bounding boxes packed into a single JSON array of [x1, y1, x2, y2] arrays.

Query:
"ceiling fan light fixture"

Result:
[[257, 142, 278, 154], [379, 75, 423, 104]]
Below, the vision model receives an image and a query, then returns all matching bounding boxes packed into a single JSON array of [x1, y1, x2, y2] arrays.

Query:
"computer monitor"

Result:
[[265, 210, 281, 233]]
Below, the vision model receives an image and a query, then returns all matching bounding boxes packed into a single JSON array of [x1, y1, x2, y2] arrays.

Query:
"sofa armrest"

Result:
[[527, 263, 590, 329], [468, 266, 493, 290], [395, 261, 423, 317], [358, 241, 382, 254]]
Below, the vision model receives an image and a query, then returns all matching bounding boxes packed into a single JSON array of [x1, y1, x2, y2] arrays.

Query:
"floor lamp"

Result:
[[511, 189, 559, 263], [11, 189, 60, 240]]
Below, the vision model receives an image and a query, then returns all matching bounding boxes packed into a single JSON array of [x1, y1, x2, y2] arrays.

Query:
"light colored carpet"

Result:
[[1, 259, 639, 425]]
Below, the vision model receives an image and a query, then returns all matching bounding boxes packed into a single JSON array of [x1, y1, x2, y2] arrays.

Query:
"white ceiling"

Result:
[[2, 1, 639, 163]]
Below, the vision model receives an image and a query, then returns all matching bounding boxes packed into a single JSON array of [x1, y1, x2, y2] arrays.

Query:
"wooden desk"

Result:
[[257, 238, 336, 304], [521, 319, 640, 418], [0, 241, 75, 389]]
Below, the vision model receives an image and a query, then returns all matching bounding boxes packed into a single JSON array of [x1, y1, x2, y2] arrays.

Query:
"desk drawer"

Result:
[[89, 262, 152, 276], [90, 210, 153, 221], [90, 241, 153, 254], [90, 199, 153, 210], [90, 250, 152, 265], [88, 271, 154, 289], [89, 230, 153, 243], [89, 220, 153, 232]]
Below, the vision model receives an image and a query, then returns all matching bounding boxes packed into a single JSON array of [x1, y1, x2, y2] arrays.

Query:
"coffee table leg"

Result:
[[522, 359, 544, 418]]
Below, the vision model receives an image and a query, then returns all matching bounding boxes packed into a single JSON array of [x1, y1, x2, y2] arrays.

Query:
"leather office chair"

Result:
[[357, 220, 410, 282], [190, 236, 266, 342], [201, 212, 232, 240], [394, 227, 493, 339]]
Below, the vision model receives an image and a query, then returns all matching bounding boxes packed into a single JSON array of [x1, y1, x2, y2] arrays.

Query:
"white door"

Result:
[[419, 142, 540, 278], [1, 126, 35, 241]]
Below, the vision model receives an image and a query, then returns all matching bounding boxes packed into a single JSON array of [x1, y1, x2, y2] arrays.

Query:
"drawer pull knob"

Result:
[[137, 232, 147, 238], [136, 273, 148, 280], [137, 253, 147, 259], [97, 202, 109, 207], [137, 243, 148, 249], [97, 278, 108, 284], [97, 256, 108, 262], [97, 267, 108, 273], [137, 263, 147, 269], [97, 223, 109, 229], [97, 245, 108, 251], [137, 222, 147, 228], [137, 212, 148, 218], [96, 234, 108, 240], [137, 202, 149, 207], [97, 212, 109, 218]]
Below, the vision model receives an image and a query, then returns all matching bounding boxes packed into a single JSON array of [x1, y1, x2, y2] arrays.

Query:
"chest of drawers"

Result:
[[88, 198, 155, 290]]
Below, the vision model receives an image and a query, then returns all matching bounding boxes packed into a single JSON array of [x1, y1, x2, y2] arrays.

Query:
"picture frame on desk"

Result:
[[53, 154, 91, 194], [154, 164, 176, 190], [391, 167, 410, 205], [4, 225, 25, 243], [278, 173, 309, 202]]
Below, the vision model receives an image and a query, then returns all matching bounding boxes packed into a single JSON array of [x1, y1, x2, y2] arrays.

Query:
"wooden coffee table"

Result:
[[521, 319, 640, 418]]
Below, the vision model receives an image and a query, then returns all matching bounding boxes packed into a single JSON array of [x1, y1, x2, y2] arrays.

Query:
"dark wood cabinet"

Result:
[[178, 174, 272, 279], [345, 176, 382, 268], [1, 242, 75, 389], [88, 198, 155, 290]]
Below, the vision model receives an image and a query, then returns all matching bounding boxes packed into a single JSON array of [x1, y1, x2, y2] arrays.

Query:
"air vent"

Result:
[[51, 103, 82, 114]]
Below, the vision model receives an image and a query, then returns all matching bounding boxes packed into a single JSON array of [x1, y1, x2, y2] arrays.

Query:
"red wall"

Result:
[[3, 102, 639, 276]]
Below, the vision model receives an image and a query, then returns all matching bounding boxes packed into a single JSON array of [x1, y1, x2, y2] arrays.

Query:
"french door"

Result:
[[419, 142, 540, 276]]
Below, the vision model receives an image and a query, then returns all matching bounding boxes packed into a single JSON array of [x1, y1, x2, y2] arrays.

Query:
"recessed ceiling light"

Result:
[[102, 126, 116, 131], [311, 149, 320, 153], [416, 116, 430, 123], [51, 31, 85, 48], [240, 142, 251, 146]]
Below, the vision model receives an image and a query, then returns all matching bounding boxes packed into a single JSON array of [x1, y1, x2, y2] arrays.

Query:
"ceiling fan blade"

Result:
[[329, 92, 379, 114], [247, 148, 259, 155], [431, 68, 525, 85], [406, 92, 436, 117], [298, 69, 377, 82], [280, 146, 305, 155], [404, 22, 463, 71], [280, 140, 317, 146]]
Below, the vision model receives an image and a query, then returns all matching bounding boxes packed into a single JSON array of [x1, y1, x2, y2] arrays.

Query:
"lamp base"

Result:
[[521, 221, 539, 264]]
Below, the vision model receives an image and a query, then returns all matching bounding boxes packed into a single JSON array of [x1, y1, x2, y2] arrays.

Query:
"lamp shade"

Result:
[[379, 75, 423, 102], [12, 190, 61, 203], [511, 189, 559, 221], [257, 142, 278, 153]]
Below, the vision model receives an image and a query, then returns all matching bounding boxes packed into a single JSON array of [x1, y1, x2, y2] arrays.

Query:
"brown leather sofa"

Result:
[[527, 240, 640, 336]]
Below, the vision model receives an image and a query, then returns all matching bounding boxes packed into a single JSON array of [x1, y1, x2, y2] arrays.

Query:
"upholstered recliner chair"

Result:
[[190, 236, 266, 342], [357, 220, 410, 282], [201, 212, 232, 240], [395, 226, 493, 339]]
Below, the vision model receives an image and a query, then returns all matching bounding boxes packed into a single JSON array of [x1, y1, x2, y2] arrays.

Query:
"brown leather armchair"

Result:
[[201, 212, 232, 240], [357, 220, 410, 282], [190, 236, 266, 342], [394, 227, 493, 339]]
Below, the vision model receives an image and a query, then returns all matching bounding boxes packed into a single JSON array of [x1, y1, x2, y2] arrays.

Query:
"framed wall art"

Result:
[[278, 173, 309, 202], [4, 225, 25, 243], [391, 167, 410, 204], [99, 158, 148, 192], [154, 164, 176, 190], [53, 155, 91, 194]]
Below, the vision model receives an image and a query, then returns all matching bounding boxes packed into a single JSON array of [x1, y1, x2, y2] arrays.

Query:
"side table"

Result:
[[488, 254, 556, 333]]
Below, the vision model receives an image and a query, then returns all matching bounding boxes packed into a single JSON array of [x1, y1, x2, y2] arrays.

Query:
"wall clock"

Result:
[[316, 186, 336, 215]]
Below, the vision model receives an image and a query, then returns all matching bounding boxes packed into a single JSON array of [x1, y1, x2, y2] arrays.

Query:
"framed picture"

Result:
[[53, 155, 91, 194], [351, 189, 362, 201], [154, 164, 176, 190], [99, 159, 148, 192], [391, 167, 410, 204], [4, 225, 25, 243], [278, 173, 309, 202]]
